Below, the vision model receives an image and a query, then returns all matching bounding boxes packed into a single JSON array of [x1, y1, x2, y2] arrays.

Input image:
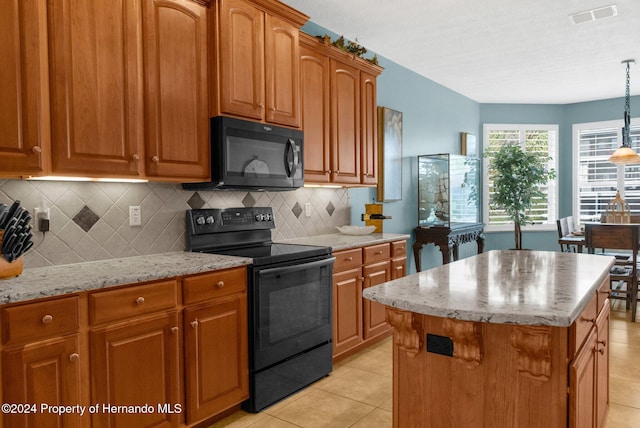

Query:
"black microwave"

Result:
[[184, 116, 303, 191]]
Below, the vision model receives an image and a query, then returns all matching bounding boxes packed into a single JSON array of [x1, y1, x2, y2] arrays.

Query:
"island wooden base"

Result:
[[387, 301, 609, 428]]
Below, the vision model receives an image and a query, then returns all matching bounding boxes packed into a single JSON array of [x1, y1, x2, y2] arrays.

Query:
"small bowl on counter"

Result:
[[335, 225, 377, 235]]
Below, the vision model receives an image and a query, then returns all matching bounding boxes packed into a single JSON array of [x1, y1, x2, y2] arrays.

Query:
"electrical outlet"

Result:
[[34, 207, 50, 232], [129, 206, 142, 226], [305, 202, 312, 217]]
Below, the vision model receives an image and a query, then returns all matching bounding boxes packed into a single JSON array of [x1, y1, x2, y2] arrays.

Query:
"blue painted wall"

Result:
[[301, 21, 640, 272]]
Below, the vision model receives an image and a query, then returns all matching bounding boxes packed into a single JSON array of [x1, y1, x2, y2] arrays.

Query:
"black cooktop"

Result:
[[186, 207, 331, 266], [202, 242, 331, 267]]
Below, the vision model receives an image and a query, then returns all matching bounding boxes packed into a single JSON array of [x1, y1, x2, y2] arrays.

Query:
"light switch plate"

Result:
[[129, 206, 142, 226]]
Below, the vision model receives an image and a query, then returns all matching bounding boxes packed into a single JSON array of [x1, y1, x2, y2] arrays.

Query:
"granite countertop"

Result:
[[362, 250, 615, 327], [280, 232, 410, 251], [0, 252, 252, 305]]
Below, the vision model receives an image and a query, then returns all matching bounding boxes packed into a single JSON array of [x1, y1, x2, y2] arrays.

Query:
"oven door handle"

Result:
[[257, 257, 335, 277]]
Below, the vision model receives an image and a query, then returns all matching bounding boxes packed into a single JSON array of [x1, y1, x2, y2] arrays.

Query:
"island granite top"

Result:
[[362, 250, 615, 327], [0, 252, 252, 305]]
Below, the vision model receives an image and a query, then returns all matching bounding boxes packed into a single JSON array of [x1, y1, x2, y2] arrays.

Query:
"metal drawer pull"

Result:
[[151, 155, 159, 163], [375, 251, 383, 255], [42, 314, 53, 324], [69, 353, 79, 362], [191, 320, 198, 328], [136, 297, 145, 305], [216, 281, 225, 288], [171, 327, 179, 334], [32, 146, 42, 154], [345, 257, 353, 262]]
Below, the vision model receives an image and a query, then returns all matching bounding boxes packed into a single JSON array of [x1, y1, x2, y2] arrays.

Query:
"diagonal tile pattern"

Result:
[[0, 179, 351, 268]]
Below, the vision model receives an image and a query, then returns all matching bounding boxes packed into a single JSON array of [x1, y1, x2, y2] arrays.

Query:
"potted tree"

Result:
[[487, 143, 556, 250]]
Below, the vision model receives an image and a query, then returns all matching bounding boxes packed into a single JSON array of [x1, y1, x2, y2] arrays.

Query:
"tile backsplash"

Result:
[[0, 179, 350, 268]]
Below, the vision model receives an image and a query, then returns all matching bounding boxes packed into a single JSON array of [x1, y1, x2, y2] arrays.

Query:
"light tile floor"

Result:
[[211, 300, 640, 427]]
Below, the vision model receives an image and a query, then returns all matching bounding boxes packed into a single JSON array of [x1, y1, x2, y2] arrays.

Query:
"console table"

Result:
[[413, 222, 484, 271]]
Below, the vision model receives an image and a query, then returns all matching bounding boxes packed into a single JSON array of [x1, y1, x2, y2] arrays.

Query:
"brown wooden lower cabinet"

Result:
[[183, 294, 248, 423], [0, 266, 249, 428], [90, 311, 181, 428], [389, 279, 611, 428], [332, 240, 406, 360], [2, 334, 82, 428]]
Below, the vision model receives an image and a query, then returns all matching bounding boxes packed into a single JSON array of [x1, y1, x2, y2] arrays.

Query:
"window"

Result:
[[482, 124, 559, 231], [573, 119, 640, 223]]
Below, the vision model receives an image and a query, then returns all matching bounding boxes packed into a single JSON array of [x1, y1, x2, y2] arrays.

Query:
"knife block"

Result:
[[0, 230, 23, 280]]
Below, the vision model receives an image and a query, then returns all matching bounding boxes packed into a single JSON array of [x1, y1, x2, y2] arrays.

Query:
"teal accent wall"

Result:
[[301, 21, 640, 271]]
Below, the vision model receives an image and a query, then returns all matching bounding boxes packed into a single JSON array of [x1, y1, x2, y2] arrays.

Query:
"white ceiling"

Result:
[[280, 0, 640, 104]]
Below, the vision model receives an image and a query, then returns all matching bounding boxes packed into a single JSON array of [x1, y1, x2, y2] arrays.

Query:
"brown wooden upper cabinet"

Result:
[[212, 0, 308, 128], [1, 0, 210, 182], [0, 0, 51, 178], [300, 33, 382, 186]]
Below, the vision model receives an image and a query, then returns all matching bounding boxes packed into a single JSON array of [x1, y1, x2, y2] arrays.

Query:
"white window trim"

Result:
[[572, 117, 640, 225], [482, 123, 559, 232]]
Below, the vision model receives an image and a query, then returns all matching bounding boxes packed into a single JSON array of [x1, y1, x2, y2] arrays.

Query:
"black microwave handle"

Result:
[[284, 139, 298, 178]]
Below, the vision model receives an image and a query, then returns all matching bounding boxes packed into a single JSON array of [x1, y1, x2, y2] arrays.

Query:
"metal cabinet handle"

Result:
[[32, 146, 42, 154], [216, 281, 224, 288], [345, 257, 353, 262], [132, 154, 140, 161], [42, 314, 53, 324], [257, 102, 264, 108], [375, 251, 383, 255], [136, 297, 145, 305], [69, 353, 79, 362], [151, 155, 159, 163], [171, 327, 179, 334], [191, 320, 198, 328]]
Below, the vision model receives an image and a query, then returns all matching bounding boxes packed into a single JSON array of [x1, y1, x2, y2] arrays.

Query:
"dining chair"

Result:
[[557, 217, 583, 252], [585, 223, 639, 322]]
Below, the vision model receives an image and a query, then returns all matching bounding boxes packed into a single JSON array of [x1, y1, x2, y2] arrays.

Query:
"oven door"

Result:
[[251, 256, 334, 371]]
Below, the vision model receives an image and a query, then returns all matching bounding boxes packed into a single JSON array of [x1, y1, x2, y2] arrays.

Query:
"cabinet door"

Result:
[[570, 327, 597, 428], [90, 312, 180, 428], [3, 335, 82, 428], [360, 71, 378, 184], [48, 0, 143, 177], [143, 0, 210, 181], [391, 257, 407, 280], [595, 300, 610, 428], [0, 0, 49, 177], [218, 0, 264, 120], [363, 260, 391, 340], [332, 268, 363, 356], [183, 294, 248, 424], [330, 59, 360, 184], [300, 44, 330, 182], [264, 14, 300, 127]]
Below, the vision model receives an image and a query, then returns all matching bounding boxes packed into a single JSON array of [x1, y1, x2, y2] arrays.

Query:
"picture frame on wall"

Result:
[[377, 107, 403, 201], [461, 132, 478, 158]]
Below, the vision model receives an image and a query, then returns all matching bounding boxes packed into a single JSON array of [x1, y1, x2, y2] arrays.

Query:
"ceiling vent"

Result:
[[570, 4, 618, 24]]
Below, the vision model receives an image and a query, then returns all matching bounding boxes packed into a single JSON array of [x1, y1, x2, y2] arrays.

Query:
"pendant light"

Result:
[[609, 59, 640, 164]]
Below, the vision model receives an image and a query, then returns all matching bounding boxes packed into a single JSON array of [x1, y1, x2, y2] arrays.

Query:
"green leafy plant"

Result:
[[318, 34, 379, 65], [486, 143, 556, 249]]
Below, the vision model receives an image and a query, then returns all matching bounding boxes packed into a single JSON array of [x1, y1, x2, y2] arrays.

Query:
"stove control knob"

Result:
[[255, 214, 264, 221], [266, 214, 273, 221], [195, 216, 206, 225], [205, 216, 215, 224]]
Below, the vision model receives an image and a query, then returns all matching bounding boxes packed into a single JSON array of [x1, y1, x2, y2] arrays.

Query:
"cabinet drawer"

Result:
[[596, 276, 610, 314], [89, 279, 178, 325], [2, 296, 79, 345], [183, 267, 247, 305], [391, 240, 407, 258], [570, 293, 598, 357], [333, 248, 363, 272], [363, 243, 390, 264]]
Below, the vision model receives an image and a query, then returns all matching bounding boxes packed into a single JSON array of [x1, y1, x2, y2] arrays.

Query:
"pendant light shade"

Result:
[[609, 59, 640, 165]]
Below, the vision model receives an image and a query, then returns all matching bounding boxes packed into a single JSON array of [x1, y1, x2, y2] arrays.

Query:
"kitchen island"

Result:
[[363, 250, 615, 428]]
